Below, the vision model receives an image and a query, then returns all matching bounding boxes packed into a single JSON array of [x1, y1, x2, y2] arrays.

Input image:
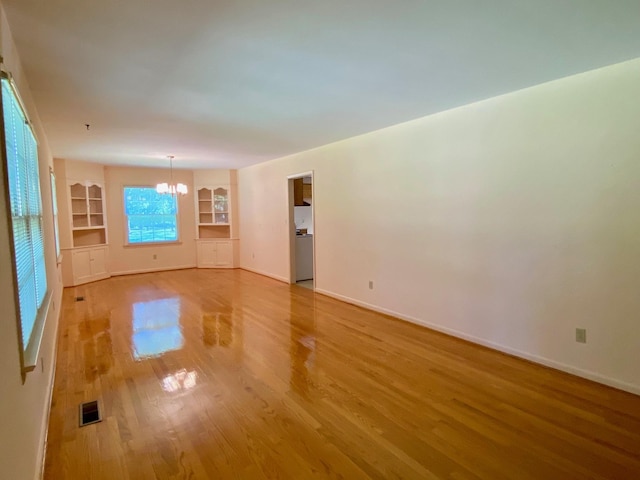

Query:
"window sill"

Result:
[[123, 241, 183, 248], [21, 291, 52, 378]]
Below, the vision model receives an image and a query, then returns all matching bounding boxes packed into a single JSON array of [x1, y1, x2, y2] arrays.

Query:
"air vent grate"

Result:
[[75, 296, 85, 302], [79, 400, 101, 427]]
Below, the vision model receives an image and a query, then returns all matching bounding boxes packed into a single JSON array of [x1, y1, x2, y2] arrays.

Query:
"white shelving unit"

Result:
[[194, 172, 239, 268], [54, 157, 112, 287], [69, 182, 107, 247], [197, 186, 230, 234]]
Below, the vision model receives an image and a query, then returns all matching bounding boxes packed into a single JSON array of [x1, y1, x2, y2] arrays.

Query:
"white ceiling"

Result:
[[3, 1, 640, 169]]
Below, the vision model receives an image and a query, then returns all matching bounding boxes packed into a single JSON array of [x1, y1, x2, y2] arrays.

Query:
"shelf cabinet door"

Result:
[[196, 240, 235, 268], [293, 178, 305, 205], [213, 187, 229, 224], [89, 247, 108, 277], [68, 246, 109, 286], [71, 250, 93, 284], [197, 241, 217, 267], [302, 183, 312, 199], [214, 241, 233, 267]]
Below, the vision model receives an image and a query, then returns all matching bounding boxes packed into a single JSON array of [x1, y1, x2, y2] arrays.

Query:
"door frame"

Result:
[[287, 171, 315, 288]]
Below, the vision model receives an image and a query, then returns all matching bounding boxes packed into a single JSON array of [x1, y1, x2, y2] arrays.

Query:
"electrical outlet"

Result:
[[369, 280, 374, 290], [576, 328, 587, 344]]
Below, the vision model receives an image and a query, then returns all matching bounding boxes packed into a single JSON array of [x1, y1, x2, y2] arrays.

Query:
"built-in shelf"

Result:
[[196, 186, 230, 238], [55, 159, 112, 288], [199, 224, 231, 239], [69, 182, 107, 247]]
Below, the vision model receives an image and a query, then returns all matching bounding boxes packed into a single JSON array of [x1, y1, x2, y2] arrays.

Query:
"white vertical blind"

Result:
[[2, 77, 47, 349]]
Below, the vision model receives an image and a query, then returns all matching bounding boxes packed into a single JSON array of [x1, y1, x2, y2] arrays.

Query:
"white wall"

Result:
[[238, 58, 640, 394], [294, 206, 313, 234], [0, 2, 63, 479]]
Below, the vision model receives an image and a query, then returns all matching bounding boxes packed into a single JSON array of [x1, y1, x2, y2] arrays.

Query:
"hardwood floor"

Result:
[[44, 269, 640, 479]]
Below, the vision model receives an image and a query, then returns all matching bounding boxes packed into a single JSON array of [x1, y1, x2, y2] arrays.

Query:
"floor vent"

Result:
[[75, 296, 85, 302], [79, 400, 101, 427]]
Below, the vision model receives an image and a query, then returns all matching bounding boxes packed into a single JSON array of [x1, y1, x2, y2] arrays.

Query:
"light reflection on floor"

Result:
[[161, 369, 198, 393], [296, 279, 314, 290], [131, 297, 184, 359]]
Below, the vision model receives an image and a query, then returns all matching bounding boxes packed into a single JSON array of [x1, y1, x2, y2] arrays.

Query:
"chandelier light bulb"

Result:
[[156, 156, 188, 195]]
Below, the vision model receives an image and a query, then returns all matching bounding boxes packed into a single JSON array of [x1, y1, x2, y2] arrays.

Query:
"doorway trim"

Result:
[[287, 171, 315, 289]]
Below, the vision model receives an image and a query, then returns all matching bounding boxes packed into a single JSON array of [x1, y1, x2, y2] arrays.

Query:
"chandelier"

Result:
[[156, 155, 188, 195]]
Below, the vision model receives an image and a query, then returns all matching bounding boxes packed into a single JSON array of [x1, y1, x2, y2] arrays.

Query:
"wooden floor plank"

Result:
[[44, 269, 640, 479]]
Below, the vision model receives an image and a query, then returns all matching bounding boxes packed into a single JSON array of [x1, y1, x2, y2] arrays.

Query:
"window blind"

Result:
[[2, 77, 47, 351]]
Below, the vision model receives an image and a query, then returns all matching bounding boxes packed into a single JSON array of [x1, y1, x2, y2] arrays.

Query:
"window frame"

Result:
[[122, 185, 181, 246], [0, 71, 51, 375], [50, 167, 61, 263]]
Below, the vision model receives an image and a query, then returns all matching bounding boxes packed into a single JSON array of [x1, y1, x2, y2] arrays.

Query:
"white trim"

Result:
[[110, 264, 196, 277], [240, 266, 289, 283], [49, 169, 61, 260], [287, 171, 316, 288], [123, 241, 182, 248], [287, 170, 314, 180], [315, 287, 640, 396], [196, 237, 240, 241], [36, 286, 63, 480], [61, 245, 108, 252], [71, 272, 110, 287], [23, 291, 53, 372]]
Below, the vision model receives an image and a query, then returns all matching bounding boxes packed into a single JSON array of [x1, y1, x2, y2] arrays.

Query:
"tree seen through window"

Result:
[[124, 187, 178, 244]]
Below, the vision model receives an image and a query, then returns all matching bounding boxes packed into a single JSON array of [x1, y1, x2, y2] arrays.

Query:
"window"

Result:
[[2, 74, 49, 370], [124, 186, 178, 244]]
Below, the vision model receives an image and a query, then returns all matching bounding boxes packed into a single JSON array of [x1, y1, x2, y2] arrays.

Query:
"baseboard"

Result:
[[315, 288, 640, 396], [240, 266, 289, 284], [36, 286, 64, 480], [110, 264, 197, 277]]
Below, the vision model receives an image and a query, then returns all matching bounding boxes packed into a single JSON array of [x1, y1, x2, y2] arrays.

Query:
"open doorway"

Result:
[[287, 172, 315, 290]]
